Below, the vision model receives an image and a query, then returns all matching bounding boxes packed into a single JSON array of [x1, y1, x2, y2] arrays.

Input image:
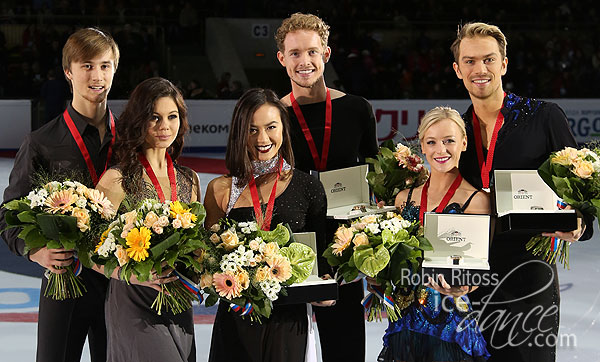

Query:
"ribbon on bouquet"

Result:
[[72, 257, 82, 276], [335, 271, 365, 286], [361, 285, 395, 311], [230, 301, 254, 316], [173, 270, 204, 303], [550, 200, 569, 252]]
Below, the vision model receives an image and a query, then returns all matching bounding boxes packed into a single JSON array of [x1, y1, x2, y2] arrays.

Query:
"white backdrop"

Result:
[[1, 99, 598, 151]]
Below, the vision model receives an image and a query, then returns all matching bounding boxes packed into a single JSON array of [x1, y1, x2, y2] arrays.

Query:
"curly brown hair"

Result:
[[113, 77, 189, 194], [275, 12, 330, 52]]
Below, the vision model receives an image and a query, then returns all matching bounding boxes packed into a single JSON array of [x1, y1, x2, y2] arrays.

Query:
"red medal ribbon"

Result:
[[290, 88, 332, 171], [471, 93, 506, 189], [419, 174, 463, 224], [249, 158, 283, 231], [63, 108, 115, 186], [138, 152, 177, 203]]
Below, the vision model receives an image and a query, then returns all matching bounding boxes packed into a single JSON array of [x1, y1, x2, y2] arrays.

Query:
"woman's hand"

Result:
[[425, 274, 476, 297], [128, 267, 178, 293], [542, 207, 585, 243], [310, 274, 337, 307]]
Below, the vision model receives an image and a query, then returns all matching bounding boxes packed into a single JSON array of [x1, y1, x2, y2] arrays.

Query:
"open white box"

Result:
[[422, 213, 490, 271], [494, 170, 576, 234], [275, 232, 338, 305], [318, 164, 395, 220]]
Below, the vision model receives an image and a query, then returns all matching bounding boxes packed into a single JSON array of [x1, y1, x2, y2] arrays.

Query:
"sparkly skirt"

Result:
[[380, 288, 490, 362]]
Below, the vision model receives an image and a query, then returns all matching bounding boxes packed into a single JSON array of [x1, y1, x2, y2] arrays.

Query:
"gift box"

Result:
[[275, 232, 338, 305], [422, 213, 492, 286], [316, 165, 395, 220], [494, 170, 577, 236]]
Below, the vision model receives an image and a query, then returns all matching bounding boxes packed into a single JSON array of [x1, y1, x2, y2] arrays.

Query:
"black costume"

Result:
[[0, 103, 112, 362], [459, 93, 593, 362], [287, 93, 378, 362], [208, 170, 327, 362], [105, 165, 197, 362]]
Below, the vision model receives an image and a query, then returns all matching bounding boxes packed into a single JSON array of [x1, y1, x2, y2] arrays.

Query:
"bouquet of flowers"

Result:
[[527, 145, 600, 268], [93, 199, 206, 315], [198, 219, 316, 322], [3, 180, 115, 299], [323, 212, 432, 321], [366, 140, 429, 205]]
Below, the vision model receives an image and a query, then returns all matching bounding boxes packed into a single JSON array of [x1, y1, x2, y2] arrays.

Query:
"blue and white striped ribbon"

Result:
[[231, 301, 254, 316], [361, 285, 394, 310], [173, 270, 203, 303], [72, 257, 82, 276]]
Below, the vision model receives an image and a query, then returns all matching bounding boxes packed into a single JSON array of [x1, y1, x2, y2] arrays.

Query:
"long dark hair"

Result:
[[226, 88, 294, 186], [114, 77, 189, 194]]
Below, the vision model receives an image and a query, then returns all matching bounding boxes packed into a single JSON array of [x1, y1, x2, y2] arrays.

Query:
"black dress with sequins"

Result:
[[459, 93, 594, 361], [208, 170, 327, 362], [105, 165, 197, 362]]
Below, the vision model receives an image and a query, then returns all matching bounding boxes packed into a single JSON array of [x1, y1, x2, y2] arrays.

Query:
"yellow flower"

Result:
[[255, 266, 270, 282], [95, 229, 110, 253], [125, 227, 152, 262], [45, 189, 78, 214], [262, 242, 279, 258], [71, 207, 90, 232], [143, 211, 159, 228], [123, 210, 138, 225], [209, 233, 221, 244], [114, 245, 130, 266], [352, 232, 369, 248], [267, 255, 292, 282], [573, 160, 594, 179], [393, 144, 411, 162], [177, 212, 197, 229], [200, 273, 213, 289], [169, 201, 189, 218], [236, 269, 250, 290], [360, 215, 378, 224], [220, 229, 240, 251], [332, 226, 354, 256], [552, 147, 580, 166]]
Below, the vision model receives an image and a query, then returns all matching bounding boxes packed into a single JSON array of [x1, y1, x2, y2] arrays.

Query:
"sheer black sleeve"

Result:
[[302, 173, 329, 276]]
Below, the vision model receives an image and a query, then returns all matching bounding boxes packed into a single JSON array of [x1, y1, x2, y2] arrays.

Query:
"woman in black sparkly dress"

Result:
[[204, 88, 333, 362]]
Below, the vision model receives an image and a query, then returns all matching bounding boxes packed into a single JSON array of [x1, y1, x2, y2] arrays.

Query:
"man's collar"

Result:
[[66, 102, 110, 133]]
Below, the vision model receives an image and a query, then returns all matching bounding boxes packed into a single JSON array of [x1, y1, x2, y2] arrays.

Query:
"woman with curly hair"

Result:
[[95, 77, 200, 362]]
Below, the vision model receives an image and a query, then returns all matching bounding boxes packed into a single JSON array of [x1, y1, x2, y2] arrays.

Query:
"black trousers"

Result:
[[314, 281, 366, 362], [469, 239, 559, 362], [36, 268, 108, 362]]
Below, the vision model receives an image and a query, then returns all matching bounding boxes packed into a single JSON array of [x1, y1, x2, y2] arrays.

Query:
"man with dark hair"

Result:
[[453, 22, 592, 362], [0, 27, 119, 362], [276, 12, 378, 362]]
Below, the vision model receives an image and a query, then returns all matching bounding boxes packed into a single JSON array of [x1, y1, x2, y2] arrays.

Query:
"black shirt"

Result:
[[459, 92, 593, 241], [0, 103, 114, 256], [287, 93, 379, 172]]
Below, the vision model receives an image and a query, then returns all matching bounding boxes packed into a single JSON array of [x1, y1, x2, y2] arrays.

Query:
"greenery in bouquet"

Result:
[[93, 199, 206, 315], [197, 220, 316, 322], [527, 145, 600, 268], [3, 180, 116, 299], [367, 140, 429, 205], [323, 212, 432, 321]]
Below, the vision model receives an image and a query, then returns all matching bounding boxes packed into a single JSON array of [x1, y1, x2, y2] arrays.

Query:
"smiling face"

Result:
[[421, 118, 467, 174], [277, 30, 331, 89], [453, 36, 508, 101], [247, 104, 283, 161], [145, 96, 180, 149], [65, 48, 116, 106]]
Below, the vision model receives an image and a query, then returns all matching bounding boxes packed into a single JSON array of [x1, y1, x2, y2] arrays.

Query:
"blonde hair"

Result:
[[275, 13, 330, 52], [450, 22, 507, 62], [418, 106, 466, 142], [62, 28, 120, 88]]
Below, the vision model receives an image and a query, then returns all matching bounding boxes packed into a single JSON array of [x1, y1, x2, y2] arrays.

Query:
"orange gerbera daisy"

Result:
[[213, 272, 242, 299], [267, 255, 292, 282], [45, 189, 77, 214], [125, 227, 152, 262]]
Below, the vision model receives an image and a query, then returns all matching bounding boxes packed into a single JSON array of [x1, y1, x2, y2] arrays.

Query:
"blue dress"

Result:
[[379, 190, 490, 362]]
